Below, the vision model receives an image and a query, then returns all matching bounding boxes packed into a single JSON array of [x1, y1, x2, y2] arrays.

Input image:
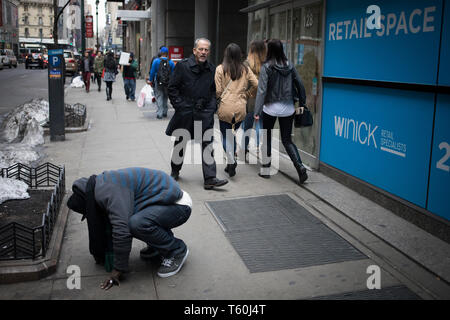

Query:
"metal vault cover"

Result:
[[206, 194, 367, 273]]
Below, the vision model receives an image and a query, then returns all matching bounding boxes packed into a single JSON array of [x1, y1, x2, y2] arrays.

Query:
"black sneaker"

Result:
[[157, 248, 189, 278], [170, 170, 179, 181], [204, 178, 228, 190], [140, 246, 160, 260]]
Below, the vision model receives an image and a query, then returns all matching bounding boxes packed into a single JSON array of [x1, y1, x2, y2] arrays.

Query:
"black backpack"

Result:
[[156, 59, 171, 87]]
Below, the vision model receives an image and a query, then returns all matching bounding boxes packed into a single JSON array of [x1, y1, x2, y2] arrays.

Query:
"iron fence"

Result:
[[65, 103, 86, 128], [0, 163, 65, 260]]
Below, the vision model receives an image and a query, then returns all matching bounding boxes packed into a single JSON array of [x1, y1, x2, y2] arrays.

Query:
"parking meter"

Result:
[[47, 47, 65, 141]]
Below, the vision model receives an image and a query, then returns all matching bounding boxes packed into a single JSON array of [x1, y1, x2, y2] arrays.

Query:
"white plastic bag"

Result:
[[70, 76, 85, 88], [137, 84, 155, 108]]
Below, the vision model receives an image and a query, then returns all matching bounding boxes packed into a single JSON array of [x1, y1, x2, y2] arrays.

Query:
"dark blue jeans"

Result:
[[128, 204, 191, 258], [124, 78, 136, 100], [241, 111, 261, 152], [219, 120, 242, 164]]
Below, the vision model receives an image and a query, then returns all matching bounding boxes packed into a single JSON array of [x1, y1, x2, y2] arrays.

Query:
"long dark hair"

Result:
[[222, 43, 246, 81], [105, 51, 116, 69], [265, 39, 288, 66]]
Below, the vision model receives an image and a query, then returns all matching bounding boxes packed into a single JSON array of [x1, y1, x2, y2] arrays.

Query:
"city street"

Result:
[[1, 77, 449, 303], [0, 64, 48, 116]]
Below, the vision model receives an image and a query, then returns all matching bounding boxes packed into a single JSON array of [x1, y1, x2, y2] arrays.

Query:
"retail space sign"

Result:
[[169, 46, 184, 61], [427, 94, 450, 220], [320, 83, 435, 208], [438, 0, 450, 86], [86, 15, 93, 38], [324, 0, 443, 85]]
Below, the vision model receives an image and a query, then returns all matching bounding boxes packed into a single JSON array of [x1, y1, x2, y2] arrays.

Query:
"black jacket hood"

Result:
[[271, 62, 294, 76]]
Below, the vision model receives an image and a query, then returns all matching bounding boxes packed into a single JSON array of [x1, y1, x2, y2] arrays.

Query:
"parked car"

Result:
[[64, 51, 78, 75], [43, 54, 49, 68], [0, 49, 18, 68], [25, 53, 45, 69], [0, 60, 3, 70]]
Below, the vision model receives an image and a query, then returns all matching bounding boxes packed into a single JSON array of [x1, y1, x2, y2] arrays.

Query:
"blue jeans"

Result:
[[154, 82, 168, 117], [241, 111, 261, 152], [124, 78, 136, 100], [219, 120, 242, 164], [128, 204, 191, 258]]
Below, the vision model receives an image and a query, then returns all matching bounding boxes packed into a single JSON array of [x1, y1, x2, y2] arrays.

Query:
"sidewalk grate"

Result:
[[206, 194, 367, 273], [310, 285, 422, 300]]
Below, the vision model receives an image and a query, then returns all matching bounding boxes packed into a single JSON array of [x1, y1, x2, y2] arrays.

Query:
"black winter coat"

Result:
[[79, 56, 94, 73], [166, 55, 217, 138]]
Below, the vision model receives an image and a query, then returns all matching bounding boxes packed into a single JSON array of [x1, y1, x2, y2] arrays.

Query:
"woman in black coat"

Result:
[[254, 39, 308, 184]]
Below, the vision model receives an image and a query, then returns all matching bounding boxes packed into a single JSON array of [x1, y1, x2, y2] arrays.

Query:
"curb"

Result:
[[0, 194, 70, 284]]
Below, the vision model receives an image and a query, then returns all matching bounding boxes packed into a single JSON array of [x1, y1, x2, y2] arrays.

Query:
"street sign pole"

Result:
[[47, 45, 65, 141]]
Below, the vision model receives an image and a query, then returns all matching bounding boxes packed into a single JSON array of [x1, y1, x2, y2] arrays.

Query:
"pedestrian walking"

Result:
[[122, 52, 138, 101], [66, 167, 192, 290], [103, 51, 118, 101], [149, 47, 175, 119], [166, 38, 228, 190], [215, 43, 258, 177], [94, 51, 104, 92], [254, 39, 308, 184], [80, 51, 94, 92], [241, 40, 267, 162]]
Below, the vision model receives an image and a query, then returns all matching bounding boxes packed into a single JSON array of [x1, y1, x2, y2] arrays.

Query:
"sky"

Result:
[[86, 0, 106, 35]]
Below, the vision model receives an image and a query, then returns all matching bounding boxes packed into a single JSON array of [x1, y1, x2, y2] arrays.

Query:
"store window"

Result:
[[292, 4, 323, 159], [248, 8, 267, 43], [246, 1, 324, 167]]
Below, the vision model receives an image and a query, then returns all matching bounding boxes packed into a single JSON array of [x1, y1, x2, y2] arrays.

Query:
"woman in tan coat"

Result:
[[215, 43, 258, 177]]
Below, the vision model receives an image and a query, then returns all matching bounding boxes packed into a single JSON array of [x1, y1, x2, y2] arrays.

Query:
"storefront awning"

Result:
[[239, 0, 290, 13], [117, 9, 151, 21]]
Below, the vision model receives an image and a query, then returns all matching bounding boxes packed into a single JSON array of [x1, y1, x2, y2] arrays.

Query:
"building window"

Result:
[[38, 7, 43, 13], [39, 17, 43, 25], [24, 5, 28, 12], [25, 28, 29, 37], [23, 16, 29, 25]]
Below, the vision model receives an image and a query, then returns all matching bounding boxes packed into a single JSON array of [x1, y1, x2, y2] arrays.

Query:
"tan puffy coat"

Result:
[[215, 64, 258, 124]]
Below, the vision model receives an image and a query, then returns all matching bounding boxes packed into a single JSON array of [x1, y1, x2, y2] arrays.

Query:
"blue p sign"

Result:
[[50, 56, 61, 68]]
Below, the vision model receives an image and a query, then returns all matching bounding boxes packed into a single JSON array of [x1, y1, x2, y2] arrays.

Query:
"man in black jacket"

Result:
[[79, 50, 94, 92], [166, 38, 228, 190]]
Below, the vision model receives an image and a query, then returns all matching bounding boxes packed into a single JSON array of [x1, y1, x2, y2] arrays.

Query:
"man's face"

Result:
[[193, 40, 210, 64]]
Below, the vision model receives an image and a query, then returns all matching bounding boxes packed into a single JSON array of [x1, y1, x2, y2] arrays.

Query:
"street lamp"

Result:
[[96, 0, 99, 50]]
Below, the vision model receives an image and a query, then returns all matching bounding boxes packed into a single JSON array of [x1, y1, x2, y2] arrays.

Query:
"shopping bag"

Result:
[[101, 68, 105, 79], [137, 84, 155, 108]]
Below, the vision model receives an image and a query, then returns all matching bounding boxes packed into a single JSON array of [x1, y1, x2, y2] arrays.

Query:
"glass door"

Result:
[[266, 1, 324, 169], [291, 2, 323, 169]]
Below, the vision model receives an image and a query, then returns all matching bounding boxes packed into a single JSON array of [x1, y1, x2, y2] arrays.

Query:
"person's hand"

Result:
[[100, 269, 122, 290], [254, 114, 260, 121], [295, 106, 305, 115]]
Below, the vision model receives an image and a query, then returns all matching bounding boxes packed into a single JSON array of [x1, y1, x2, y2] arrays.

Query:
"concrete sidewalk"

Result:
[[0, 76, 449, 300]]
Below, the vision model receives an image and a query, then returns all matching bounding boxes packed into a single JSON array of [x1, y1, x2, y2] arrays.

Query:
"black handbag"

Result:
[[294, 106, 313, 128]]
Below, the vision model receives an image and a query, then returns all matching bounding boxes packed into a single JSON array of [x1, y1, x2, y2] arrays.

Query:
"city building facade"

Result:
[[241, 0, 450, 230], [0, 0, 19, 54]]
